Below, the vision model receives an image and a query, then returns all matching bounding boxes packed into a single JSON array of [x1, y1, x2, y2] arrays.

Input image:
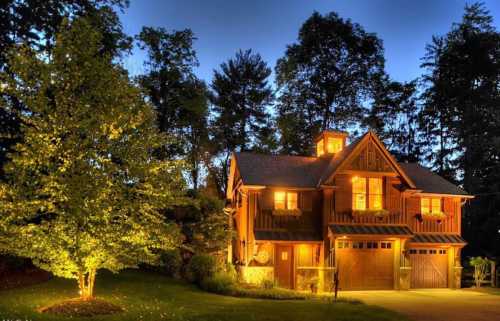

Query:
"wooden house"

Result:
[[226, 130, 473, 291]]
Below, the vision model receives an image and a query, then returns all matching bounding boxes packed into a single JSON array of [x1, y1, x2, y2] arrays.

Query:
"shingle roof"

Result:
[[329, 224, 413, 236], [398, 163, 469, 196], [234, 152, 331, 188], [254, 230, 322, 241], [410, 234, 466, 244]]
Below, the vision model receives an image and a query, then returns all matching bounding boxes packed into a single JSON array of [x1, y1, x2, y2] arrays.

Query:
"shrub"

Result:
[[160, 249, 182, 278], [261, 279, 274, 289], [232, 287, 310, 300], [470, 256, 492, 288], [200, 272, 235, 295], [187, 254, 216, 284]]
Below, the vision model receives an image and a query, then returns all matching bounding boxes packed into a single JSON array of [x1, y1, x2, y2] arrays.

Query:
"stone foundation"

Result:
[[453, 266, 463, 289], [239, 266, 274, 285]]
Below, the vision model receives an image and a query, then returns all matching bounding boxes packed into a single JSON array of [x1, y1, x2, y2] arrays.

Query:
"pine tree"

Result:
[[366, 77, 422, 162], [210, 49, 274, 196], [0, 18, 185, 300]]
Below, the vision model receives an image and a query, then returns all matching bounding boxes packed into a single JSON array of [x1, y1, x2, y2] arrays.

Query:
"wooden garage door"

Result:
[[410, 248, 448, 288], [336, 240, 394, 290]]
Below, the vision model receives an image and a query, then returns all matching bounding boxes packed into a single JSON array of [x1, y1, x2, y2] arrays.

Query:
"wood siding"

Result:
[[253, 189, 322, 233]]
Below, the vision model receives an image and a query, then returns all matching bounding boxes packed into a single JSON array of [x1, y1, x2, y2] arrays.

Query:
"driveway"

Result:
[[342, 289, 500, 321]]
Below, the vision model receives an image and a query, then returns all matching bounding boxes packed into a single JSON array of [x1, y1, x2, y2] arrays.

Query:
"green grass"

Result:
[[0, 270, 407, 321]]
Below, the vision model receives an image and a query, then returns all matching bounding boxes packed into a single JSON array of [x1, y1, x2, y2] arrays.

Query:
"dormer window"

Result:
[[316, 139, 325, 157], [314, 131, 348, 157], [327, 137, 343, 154]]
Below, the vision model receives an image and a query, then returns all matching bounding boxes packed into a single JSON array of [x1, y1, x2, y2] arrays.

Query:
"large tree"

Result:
[[365, 77, 422, 162], [421, 2, 500, 256], [275, 11, 385, 155], [0, 0, 131, 178], [136, 27, 210, 190], [0, 18, 185, 300], [209, 49, 274, 197]]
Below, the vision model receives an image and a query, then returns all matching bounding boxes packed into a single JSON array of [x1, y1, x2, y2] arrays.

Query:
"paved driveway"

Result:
[[342, 289, 500, 321]]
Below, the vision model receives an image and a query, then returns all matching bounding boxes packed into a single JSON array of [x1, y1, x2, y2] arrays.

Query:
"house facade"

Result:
[[226, 130, 473, 291]]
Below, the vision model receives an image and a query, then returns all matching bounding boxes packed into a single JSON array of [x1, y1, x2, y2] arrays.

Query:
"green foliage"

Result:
[[136, 27, 210, 190], [210, 49, 274, 196], [470, 256, 492, 288], [0, 1, 131, 176], [187, 254, 217, 284], [275, 11, 385, 155], [200, 272, 235, 295], [365, 79, 422, 162], [0, 18, 186, 297], [232, 287, 311, 300], [260, 279, 275, 290], [160, 249, 183, 278], [174, 192, 231, 256], [352, 209, 390, 218]]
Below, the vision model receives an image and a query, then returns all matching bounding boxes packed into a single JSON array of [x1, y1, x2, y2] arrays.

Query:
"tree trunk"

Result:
[[78, 269, 96, 300]]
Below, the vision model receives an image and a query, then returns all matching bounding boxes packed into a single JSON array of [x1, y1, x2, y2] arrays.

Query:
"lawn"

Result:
[[0, 270, 407, 321]]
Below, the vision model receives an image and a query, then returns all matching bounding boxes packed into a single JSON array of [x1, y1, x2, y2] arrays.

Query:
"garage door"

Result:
[[336, 240, 394, 290], [409, 248, 448, 288]]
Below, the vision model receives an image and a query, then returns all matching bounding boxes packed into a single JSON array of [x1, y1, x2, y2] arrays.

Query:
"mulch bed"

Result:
[[38, 298, 124, 317]]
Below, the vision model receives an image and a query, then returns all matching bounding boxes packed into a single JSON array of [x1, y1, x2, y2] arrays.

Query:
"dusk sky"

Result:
[[119, 0, 500, 83]]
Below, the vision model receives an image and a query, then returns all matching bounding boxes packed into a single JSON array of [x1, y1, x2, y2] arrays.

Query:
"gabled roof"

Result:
[[398, 163, 470, 196], [318, 131, 416, 188], [233, 152, 331, 188], [228, 131, 469, 198]]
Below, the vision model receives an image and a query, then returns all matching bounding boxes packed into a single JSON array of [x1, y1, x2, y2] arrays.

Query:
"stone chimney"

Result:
[[314, 131, 348, 157]]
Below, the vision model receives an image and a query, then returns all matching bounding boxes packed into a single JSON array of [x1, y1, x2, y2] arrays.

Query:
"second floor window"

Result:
[[352, 177, 383, 210], [327, 137, 343, 154], [421, 197, 441, 214], [274, 191, 298, 210]]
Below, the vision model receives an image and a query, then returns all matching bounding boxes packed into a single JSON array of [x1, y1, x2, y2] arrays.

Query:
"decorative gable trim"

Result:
[[321, 131, 416, 189]]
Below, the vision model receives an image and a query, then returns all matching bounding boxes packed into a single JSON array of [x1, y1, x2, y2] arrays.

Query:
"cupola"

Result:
[[314, 131, 348, 157]]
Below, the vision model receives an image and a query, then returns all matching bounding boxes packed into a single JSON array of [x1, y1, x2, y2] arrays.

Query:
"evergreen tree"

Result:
[[366, 77, 422, 162], [210, 49, 274, 196], [0, 18, 185, 300], [275, 11, 385, 155], [136, 27, 210, 190], [420, 2, 500, 256]]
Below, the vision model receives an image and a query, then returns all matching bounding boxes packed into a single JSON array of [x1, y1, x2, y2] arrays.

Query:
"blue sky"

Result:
[[119, 0, 500, 83]]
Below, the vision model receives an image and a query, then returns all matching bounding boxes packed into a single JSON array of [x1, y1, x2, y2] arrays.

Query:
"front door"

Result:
[[275, 245, 293, 288]]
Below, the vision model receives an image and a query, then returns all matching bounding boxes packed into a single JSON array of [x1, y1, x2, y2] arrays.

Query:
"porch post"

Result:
[[398, 238, 412, 290]]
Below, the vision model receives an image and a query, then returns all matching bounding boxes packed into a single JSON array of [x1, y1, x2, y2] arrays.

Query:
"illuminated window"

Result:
[[274, 191, 286, 209], [352, 177, 367, 210], [327, 137, 343, 153], [287, 192, 298, 210], [432, 198, 441, 213], [297, 244, 320, 267], [316, 139, 324, 157], [368, 178, 383, 210], [274, 191, 298, 210], [421, 197, 441, 214], [421, 198, 430, 214]]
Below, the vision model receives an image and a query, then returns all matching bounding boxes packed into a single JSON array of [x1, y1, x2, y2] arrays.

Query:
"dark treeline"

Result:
[[0, 1, 498, 257]]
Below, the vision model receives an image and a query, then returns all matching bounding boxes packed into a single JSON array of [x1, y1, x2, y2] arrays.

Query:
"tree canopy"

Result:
[[275, 11, 385, 155], [0, 18, 185, 299]]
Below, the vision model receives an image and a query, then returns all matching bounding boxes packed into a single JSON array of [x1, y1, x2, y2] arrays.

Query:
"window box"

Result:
[[417, 211, 446, 221], [351, 209, 390, 219], [272, 208, 302, 216]]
